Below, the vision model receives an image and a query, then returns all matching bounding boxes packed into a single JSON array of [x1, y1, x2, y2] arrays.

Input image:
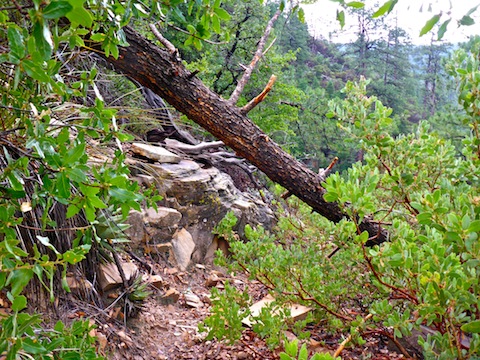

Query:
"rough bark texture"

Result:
[[96, 26, 387, 244]]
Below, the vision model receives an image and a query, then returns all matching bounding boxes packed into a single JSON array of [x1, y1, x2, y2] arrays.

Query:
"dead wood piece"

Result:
[[241, 74, 277, 114], [164, 138, 224, 154], [228, 9, 282, 105]]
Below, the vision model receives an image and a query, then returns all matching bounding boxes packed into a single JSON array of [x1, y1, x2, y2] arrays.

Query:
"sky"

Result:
[[302, 0, 480, 44]]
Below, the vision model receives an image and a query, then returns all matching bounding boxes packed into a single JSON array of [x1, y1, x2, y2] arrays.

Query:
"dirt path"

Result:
[[84, 253, 406, 360]]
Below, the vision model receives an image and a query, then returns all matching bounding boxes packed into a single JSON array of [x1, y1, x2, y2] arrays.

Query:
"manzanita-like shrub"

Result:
[[201, 42, 480, 359]]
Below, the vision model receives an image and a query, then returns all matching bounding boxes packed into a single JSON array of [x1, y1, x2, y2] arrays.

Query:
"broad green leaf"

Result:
[[86, 194, 107, 209], [468, 220, 480, 233], [459, 15, 475, 26], [22, 337, 47, 354], [214, 7, 231, 21], [461, 320, 480, 333], [7, 268, 34, 297], [437, 19, 451, 40], [32, 21, 53, 61], [65, 142, 85, 164], [56, 171, 71, 199], [66, 168, 87, 183], [42, 1, 73, 19], [347, 1, 365, 9], [7, 25, 25, 60], [66, 203, 82, 218], [212, 14, 220, 34], [11, 295, 27, 311], [298, 343, 308, 360], [420, 14, 441, 36], [66, 5, 93, 27]]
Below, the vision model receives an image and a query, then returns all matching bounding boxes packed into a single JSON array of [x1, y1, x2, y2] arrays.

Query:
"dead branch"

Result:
[[318, 156, 339, 182], [149, 24, 177, 54], [164, 138, 224, 154], [334, 313, 373, 357], [241, 74, 277, 114], [228, 9, 282, 105]]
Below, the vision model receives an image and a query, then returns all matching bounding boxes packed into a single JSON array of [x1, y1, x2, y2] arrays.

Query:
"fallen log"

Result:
[[92, 26, 388, 245]]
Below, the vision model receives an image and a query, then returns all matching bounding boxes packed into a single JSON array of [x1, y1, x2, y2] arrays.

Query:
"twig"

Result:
[[228, 8, 282, 105], [241, 74, 277, 114], [149, 24, 177, 54], [333, 313, 373, 357], [318, 156, 339, 182]]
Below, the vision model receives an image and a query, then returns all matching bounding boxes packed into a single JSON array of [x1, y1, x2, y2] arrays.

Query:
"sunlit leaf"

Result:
[[372, 0, 398, 18], [7, 25, 25, 60], [214, 7, 230, 21], [420, 14, 441, 36], [347, 1, 364, 9], [336, 9, 345, 28], [66, 5, 93, 27], [461, 320, 480, 333], [7, 268, 34, 297]]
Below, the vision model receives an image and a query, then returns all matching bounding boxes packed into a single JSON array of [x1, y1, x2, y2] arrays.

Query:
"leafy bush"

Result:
[[201, 41, 480, 359]]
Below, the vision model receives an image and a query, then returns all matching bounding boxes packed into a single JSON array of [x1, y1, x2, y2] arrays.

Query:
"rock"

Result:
[[205, 273, 220, 287], [144, 207, 182, 228], [184, 293, 203, 308], [131, 143, 181, 163], [65, 275, 93, 294], [143, 274, 165, 289], [98, 262, 138, 292], [124, 210, 147, 246], [242, 294, 312, 327], [205, 236, 230, 263], [144, 242, 173, 256], [129, 154, 275, 264], [171, 228, 195, 271], [125, 207, 182, 249], [161, 288, 180, 305]]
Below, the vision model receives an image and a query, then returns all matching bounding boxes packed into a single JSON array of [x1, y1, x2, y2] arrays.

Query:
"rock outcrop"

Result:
[[128, 144, 275, 269]]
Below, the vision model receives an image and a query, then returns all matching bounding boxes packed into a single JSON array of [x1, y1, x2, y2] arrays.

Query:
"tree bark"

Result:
[[95, 26, 387, 245]]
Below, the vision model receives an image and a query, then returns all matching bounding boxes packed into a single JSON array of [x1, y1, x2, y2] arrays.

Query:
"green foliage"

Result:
[[280, 339, 339, 360], [198, 281, 250, 344], [201, 41, 480, 359], [0, 313, 103, 359]]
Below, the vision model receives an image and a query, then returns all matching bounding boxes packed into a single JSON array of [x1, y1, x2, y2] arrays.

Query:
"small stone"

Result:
[[184, 293, 203, 308], [161, 288, 180, 305], [98, 262, 138, 292], [143, 274, 165, 289], [171, 228, 195, 271], [205, 273, 220, 287]]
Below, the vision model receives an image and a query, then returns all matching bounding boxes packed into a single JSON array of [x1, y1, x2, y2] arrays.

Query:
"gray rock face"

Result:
[[129, 157, 275, 264], [125, 207, 182, 248]]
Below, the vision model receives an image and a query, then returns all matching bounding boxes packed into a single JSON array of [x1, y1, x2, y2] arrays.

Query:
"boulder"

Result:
[[129, 157, 275, 264]]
